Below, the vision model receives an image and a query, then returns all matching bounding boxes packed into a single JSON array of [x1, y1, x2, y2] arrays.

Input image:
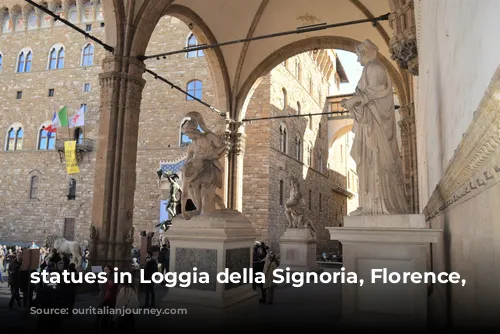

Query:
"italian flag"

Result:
[[52, 106, 69, 129]]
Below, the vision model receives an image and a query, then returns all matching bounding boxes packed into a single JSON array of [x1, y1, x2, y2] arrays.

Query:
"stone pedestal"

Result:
[[279, 228, 320, 272], [327, 214, 442, 329], [162, 209, 259, 325]]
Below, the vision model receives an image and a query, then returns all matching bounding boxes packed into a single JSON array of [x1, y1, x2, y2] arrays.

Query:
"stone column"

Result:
[[398, 103, 419, 213], [22, 7, 30, 32], [226, 121, 246, 211], [89, 55, 146, 270]]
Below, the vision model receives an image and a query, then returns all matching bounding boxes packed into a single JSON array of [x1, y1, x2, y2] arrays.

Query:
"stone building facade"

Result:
[[243, 51, 350, 254], [0, 7, 350, 255]]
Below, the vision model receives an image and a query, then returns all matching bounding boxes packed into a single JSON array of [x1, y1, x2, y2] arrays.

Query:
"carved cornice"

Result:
[[423, 66, 500, 219]]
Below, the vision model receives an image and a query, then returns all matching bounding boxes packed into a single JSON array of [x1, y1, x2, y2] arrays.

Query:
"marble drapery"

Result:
[[345, 40, 409, 215]]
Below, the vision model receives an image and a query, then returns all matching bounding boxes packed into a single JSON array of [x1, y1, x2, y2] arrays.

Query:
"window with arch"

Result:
[[307, 144, 312, 166], [48, 45, 65, 69], [38, 126, 56, 150], [318, 123, 322, 138], [29, 175, 39, 199], [279, 180, 284, 205], [186, 80, 202, 100], [279, 124, 287, 153], [82, 44, 94, 66], [317, 151, 323, 172], [282, 88, 287, 110], [6, 126, 23, 151], [186, 34, 204, 58], [295, 136, 301, 161], [17, 50, 32, 73], [309, 114, 313, 130], [296, 101, 301, 115], [74, 127, 84, 144], [0, 53, 3, 72], [294, 59, 300, 78]]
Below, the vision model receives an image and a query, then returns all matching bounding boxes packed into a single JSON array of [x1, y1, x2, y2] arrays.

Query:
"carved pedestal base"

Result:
[[327, 215, 442, 329], [279, 228, 320, 272], [162, 210, 258, 325]]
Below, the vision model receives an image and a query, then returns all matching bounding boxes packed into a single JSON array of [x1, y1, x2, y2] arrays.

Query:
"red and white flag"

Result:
[[69, 106, 85, 128]]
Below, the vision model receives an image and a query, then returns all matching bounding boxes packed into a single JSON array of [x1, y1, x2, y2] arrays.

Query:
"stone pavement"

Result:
[[0, 268, 342, 331]]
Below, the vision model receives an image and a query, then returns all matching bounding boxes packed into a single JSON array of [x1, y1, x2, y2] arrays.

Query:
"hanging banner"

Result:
[[65, 141, 80, 174]]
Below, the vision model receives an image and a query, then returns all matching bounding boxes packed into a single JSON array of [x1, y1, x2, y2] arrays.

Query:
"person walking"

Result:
[[142, 252, 157, 308]]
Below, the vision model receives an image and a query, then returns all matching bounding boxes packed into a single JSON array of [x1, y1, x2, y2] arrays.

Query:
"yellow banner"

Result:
[[64, 141, 80, 174]]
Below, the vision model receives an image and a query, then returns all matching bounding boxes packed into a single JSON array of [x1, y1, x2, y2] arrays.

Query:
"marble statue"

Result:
[[44, 234, 83, 267], [340, 39, 409, 216], [285, 173, 316, 237], [180, 111, 227, 219], [165, 173, 182, 217]]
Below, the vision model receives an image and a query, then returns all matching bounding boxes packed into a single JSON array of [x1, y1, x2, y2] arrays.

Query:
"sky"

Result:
[[335, 49, 362, 95]]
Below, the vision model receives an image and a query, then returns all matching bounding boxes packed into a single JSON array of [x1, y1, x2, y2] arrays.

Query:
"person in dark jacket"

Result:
[[252, 243, 268, 303], [8, 251, 23, 310], [142, 252, 157, 308]]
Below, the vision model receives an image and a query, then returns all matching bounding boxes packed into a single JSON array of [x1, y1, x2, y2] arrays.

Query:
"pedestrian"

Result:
[[263, 251, 279, 305], [142, 252, 157, 308]]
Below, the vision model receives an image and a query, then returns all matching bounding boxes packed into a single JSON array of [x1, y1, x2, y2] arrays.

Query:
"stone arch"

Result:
[[236, 36, 407, 121], [131, 3, 231, 115], [100, 0, 124, 55], [330, 124, 354, 147]]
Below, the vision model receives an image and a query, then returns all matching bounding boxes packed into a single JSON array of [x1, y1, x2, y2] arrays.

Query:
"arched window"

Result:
[[296, 59, 302, 82], [38, 126, 56, 150], [309, 114, 313, 130], [74, 127, 84, 144], [49, 48, 57, 69], [186, 80, 202, 100], [17, 50, 32, 73], [295, 136, 301, 161], [279, 180, 284, 205], [318, 123, 322, 138], [317, 151, 323, 172], [82, 44, 94, 66], [0, 53, 3, 72], [279, 124, 287, 153], [297, 101, 301, 115], [186, 34, 204, 58], [282, 88, 287, 110], [29, 175, 39, 199], [6, 126, 23, 151], [307, 144, 312, 166], [48, 46, 65, 69]]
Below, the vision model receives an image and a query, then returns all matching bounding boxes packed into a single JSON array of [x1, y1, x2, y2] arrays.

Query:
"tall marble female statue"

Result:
[[341, 39, 409, 216]]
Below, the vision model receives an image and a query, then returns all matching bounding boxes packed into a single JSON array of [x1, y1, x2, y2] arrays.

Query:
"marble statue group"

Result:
[[178, 111, 227, 219]]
